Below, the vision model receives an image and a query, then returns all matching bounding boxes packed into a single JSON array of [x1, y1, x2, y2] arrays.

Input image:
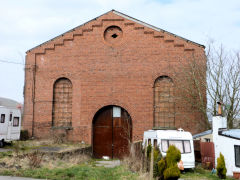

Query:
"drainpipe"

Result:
[[32, 55, 37, 137]]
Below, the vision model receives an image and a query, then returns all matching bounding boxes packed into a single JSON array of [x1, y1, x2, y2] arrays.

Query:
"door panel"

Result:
[[113, 110, 131, 158], [93, 107, 112, 158]]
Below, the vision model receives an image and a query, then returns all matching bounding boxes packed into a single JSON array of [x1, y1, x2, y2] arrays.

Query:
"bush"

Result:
[[153, 147, 162, 178], [217, 153, 227, 179], [154, 146, 162, 162], [20, 130, 29, 141], [163, 164, 181, 180], [147, 144, 152, 159], [164, 145, 181, 180], [156, 158, 166, 179], [166, 145, 181, 167]]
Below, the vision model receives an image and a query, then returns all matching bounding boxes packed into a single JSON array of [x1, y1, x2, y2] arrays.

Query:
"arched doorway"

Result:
[[92, 105, 132, 159]]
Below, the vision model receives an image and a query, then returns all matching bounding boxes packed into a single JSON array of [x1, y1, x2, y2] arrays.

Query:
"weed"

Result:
[[26, 150, 44, 168]]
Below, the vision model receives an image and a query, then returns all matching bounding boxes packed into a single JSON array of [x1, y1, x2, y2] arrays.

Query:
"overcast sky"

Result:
[[0, 0, 240, 103]]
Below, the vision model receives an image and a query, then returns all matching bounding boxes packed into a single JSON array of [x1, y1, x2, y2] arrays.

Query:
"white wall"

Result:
[[213, 116, 240, 176]]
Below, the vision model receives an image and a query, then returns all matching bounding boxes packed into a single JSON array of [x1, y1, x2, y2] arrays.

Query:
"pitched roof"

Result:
[[27, 9, 205, 53]]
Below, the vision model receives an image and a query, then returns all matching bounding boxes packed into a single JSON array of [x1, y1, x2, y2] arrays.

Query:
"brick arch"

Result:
[[152, 73, 175, 87], [90, 101, 134, 123], [52, 77, 73, 127], [153, 76, 175, 128]]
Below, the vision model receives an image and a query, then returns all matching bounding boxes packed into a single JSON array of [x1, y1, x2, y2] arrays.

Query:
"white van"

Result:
[[143, 129, 195, 169], [0, 106, 21, 147]]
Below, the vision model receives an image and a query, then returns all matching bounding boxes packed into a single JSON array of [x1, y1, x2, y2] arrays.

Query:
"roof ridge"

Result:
[[27, 9, 205, 53], [112, 9, 204, 48]]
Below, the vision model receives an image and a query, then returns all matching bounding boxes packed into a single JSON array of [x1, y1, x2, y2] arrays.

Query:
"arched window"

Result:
[[52, 78, 72, 127], [154, 76, 175, 128]]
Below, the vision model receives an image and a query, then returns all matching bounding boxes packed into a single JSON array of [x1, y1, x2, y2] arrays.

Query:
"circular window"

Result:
[[104, 26, 123, 45]]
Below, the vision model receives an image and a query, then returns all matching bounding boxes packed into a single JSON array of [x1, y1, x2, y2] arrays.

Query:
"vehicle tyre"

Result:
[[0, 140, 4, 148]]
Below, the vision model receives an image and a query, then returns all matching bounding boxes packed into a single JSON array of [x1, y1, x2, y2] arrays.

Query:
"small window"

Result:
[[1, 114, 5, 123], [161, 140, 168, 152], [113, 106, 121, 118], [154, 139, 158, 148], [235, 145, 240, 167], [13, 117, 19, 127], [205, 138, 210, 142], [184, 140, 191, 153], [9, 114, 12, 122], [148, 139, 151, 145]]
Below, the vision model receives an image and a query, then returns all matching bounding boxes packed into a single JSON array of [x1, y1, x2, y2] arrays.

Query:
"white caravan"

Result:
[[143, 129, 195, 169], [0, 106, 21, 147]]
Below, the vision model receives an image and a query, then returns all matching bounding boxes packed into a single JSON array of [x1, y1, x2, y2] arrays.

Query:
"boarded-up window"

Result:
[[154, 76, 175, 128], [52, 78, 72, 127]]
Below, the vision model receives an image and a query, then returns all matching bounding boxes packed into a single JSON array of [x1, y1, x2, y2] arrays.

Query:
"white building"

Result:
[[212, 116, 240, 176]]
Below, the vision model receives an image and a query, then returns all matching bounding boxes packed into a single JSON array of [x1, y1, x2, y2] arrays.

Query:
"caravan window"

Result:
[[162, 140, 168, 152], [161, 140, 191, 154], [169, 140, 184, 153], [184, 140, 191, 153], [0, 114, 5, 123], [13, 117, 19, 127]]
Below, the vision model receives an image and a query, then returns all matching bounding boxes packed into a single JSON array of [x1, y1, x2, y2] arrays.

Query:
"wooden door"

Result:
[[93, 107, 113, 158], [113, 110, 131, 158], [93, 106, 131, 159]]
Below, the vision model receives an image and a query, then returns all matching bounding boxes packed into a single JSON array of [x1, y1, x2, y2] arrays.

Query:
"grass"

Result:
[[0, 141, 235, 180], [0, 163, 138, 180], [0, 151, 12, 158], [181, 166, 235, 180]]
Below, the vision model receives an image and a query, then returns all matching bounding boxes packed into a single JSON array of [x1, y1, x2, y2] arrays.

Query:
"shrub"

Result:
[[217, 153, 227, 179], [20, 130, 29, 141], [153, 148, 162, 178], [156, 158, 166, 179], [164, 145, 181, 180], [147, 144, 152, 159], [151, 145, 181, 180], [166, 145, 181, 167], [163, 164, 181, 180], [154, 146, 162, 162]]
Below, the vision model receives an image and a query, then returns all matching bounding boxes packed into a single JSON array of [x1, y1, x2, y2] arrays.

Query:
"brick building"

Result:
[[23, 10, 207, 158]]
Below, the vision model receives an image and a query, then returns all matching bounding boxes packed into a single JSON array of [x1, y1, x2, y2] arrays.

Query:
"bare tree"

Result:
[[174, 42, 240, 129]]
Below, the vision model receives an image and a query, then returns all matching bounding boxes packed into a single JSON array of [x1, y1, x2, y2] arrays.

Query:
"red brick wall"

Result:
[[23, 11, 207, 144]]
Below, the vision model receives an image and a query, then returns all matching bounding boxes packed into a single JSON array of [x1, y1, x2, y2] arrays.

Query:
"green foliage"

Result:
[[147, 144, 152, 159], [181, 165, 233, 180], [164, 145, 181, 180], [156, 158, 166, 179], [0, 164, 138, 180], [154, 146, 162, 162], [217, 153, 227, 179], [163, 164, 180, 180], [0, 151, 12, 158], [153, 149, 163, 178], [166, 145, 181, 167]]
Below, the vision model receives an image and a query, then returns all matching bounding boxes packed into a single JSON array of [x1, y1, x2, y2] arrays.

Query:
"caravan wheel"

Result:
[[0, 140, 3, 148]]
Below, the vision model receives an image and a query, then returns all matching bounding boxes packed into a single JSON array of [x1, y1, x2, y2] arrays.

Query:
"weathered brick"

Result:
[[23, 10, 207, 144]]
